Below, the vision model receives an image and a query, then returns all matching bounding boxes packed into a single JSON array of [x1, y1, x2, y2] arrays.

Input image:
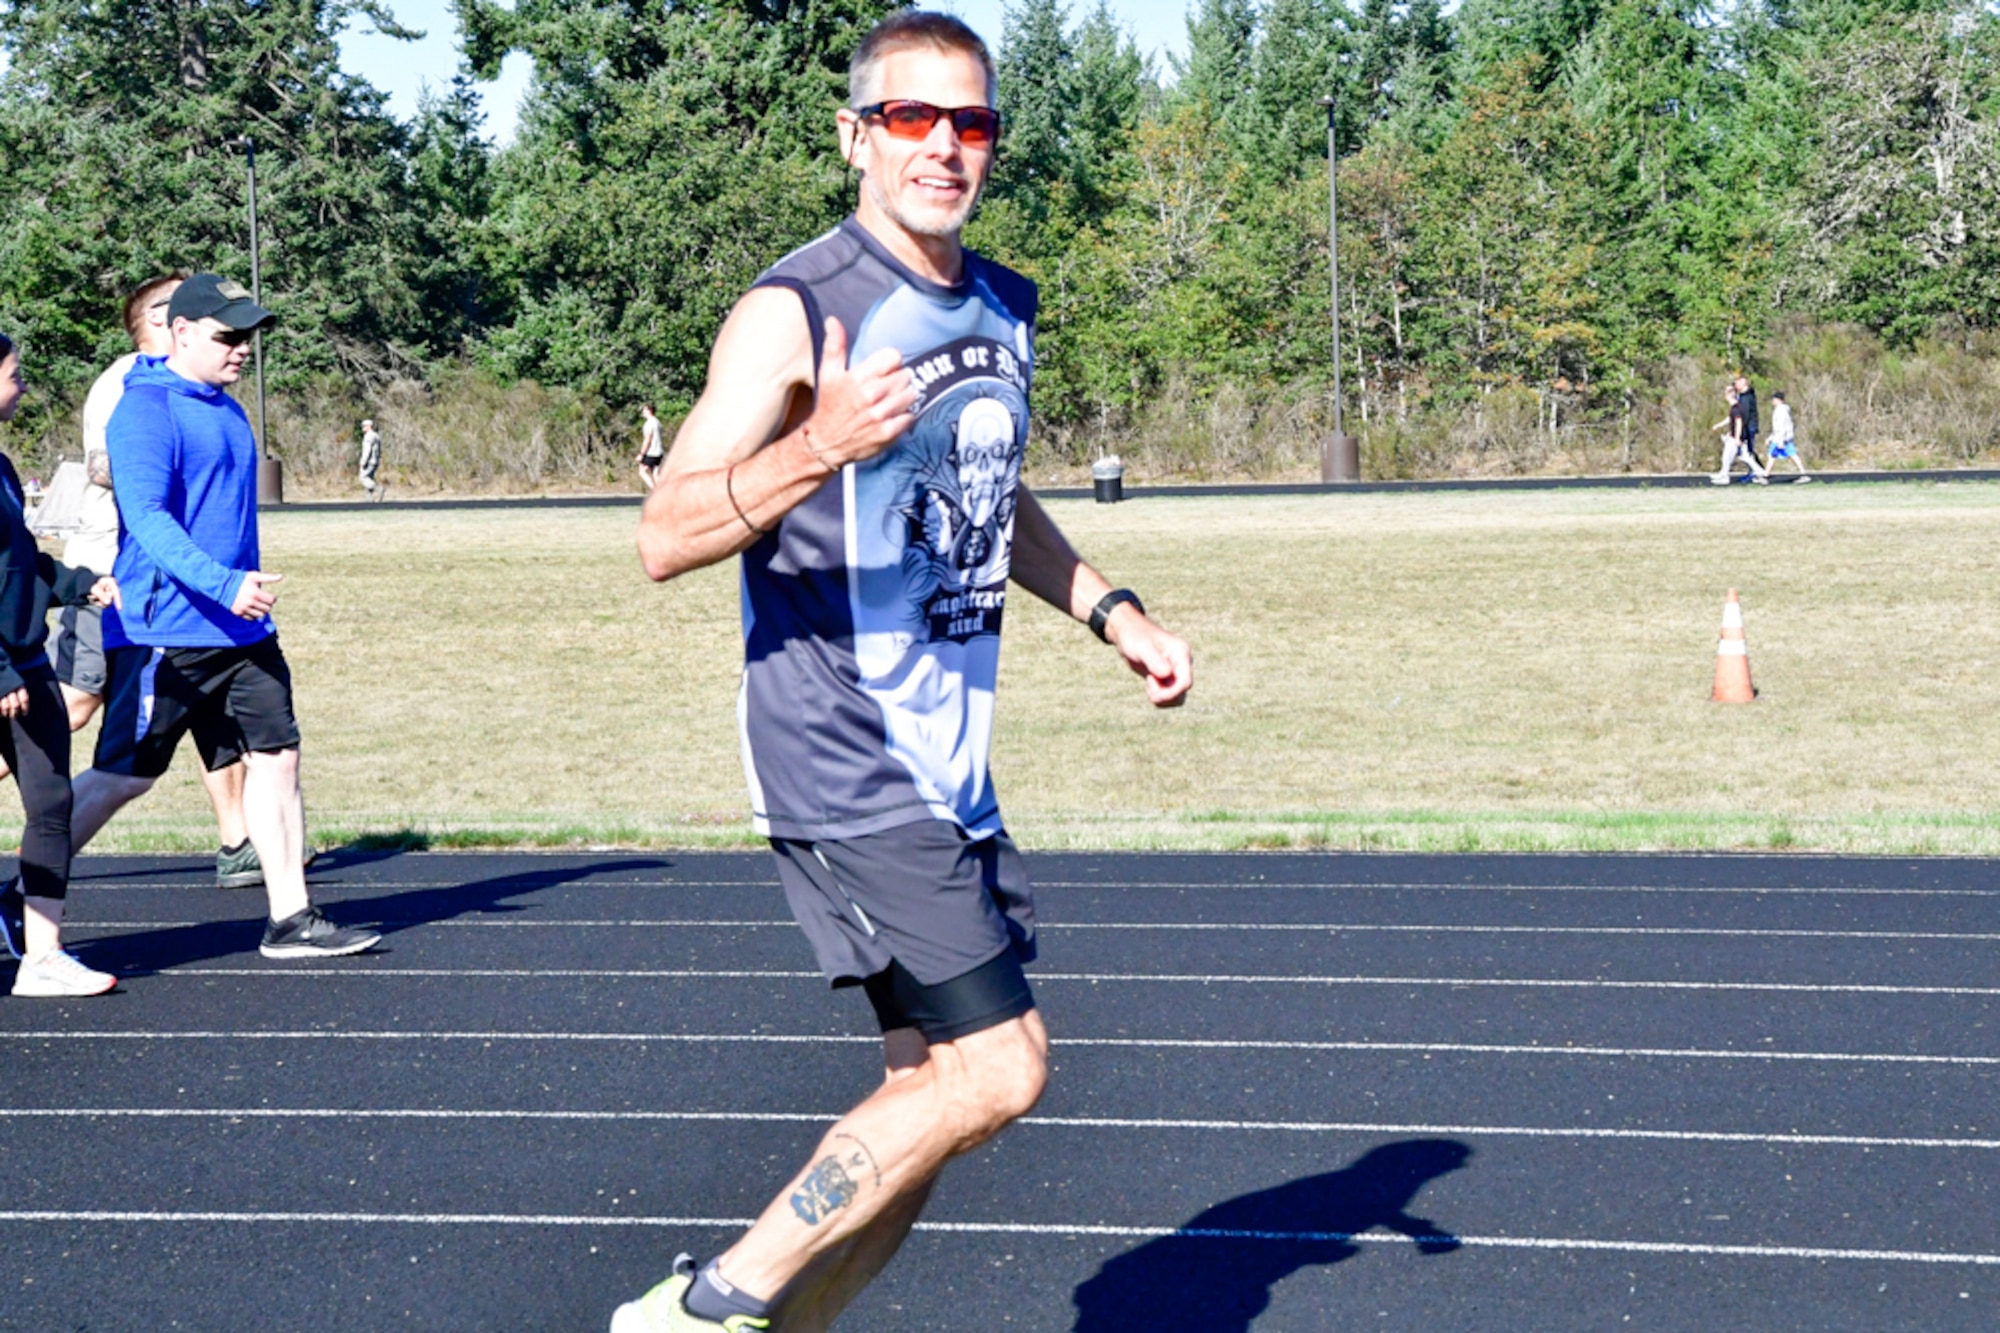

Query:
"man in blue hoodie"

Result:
[[67, 274, 378, 959]]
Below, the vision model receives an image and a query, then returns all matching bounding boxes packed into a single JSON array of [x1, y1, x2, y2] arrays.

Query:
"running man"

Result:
[[47, 273, 262, 890], [359, 417, 383, 498], [636, 404, 665, 489], [619, 13, 1191, 1331], [65, 273, 378, 963]]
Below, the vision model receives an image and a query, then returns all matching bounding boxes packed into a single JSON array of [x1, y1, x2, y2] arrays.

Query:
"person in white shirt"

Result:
[[636, 404, 665, 490], [359, 418, 382, 497], [1767, 391, 1810, 481], [46, 274, 260, 889]]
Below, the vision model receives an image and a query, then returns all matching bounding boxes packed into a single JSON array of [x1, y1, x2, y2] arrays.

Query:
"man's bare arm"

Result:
[[1010, 485, 1193, 707], [637, 291, 919, 583]]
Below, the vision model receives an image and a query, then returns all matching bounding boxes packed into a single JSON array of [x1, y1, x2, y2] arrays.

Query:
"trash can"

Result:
[[1091, 455, 1124, 504]]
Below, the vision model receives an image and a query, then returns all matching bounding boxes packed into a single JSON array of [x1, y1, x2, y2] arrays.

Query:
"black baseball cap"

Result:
[[166, 273, 276, 331]]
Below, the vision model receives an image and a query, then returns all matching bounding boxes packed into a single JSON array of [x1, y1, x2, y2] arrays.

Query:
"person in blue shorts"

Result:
[[618, 12, 1192, 1332], [1767, 391, 1810, 480]]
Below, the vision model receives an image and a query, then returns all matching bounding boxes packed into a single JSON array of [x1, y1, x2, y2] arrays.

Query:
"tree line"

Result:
[[1, 0, 1995, 481]]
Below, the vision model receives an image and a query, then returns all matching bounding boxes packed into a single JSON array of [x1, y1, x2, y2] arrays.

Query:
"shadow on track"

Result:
[[1070, 1139, 1472, 1333], [69, 853, 679, 977]]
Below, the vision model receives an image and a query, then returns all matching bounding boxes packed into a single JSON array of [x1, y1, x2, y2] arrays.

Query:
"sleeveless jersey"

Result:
[[739, 217, 1037, 843]]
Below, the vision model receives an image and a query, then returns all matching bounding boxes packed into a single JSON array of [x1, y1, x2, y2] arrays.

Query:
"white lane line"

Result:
[[2, 1106, 1993, 1151], [4, 1031, 1995, 1066], [59, 919, 2000, 943], [142, 967, 2000, 996], [72, 879, 2000, 898], [0, 1209, 1989, 1265], [1048, 882, 2000, 898]]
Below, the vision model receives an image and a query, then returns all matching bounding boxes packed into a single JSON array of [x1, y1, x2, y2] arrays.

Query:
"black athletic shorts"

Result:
[[92, 637, 300, 779], [770, 819, 1037, 1043]]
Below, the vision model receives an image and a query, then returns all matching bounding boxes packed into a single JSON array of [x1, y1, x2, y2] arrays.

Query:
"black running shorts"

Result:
[[770, 819, 1037, 1042], [92, 638, 300, 779]]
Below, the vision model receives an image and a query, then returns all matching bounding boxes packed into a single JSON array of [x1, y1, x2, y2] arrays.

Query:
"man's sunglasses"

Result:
[[856, 100, 1001, 148], [208, 327, 257, 348]]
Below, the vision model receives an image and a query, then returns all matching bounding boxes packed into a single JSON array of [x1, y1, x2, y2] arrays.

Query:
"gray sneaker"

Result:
[[259, 906, 380, 959], [217, 841, 322, 888], [12, 949, 117, 998], [216, 840, 263, 889]]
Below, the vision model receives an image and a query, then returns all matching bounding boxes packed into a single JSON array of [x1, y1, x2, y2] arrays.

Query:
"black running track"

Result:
[[3, 851, 1996, 1331]]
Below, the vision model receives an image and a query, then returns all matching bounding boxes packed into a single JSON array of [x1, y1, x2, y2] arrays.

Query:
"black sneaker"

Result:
[[0, 876, 23, 960], [259, 906, 381, 959], [216, 839, 263, 889]]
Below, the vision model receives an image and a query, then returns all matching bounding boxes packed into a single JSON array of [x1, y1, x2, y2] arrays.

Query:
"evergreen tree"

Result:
[[1065, 1, 1147, 220], [0, 0, 426, 421], [408, 72, 497, 353], [993, 0, 1076, 218], [1174, 0, 1259, 120], [467, 0, 899, 405], [1228, 0, 1349, 180]]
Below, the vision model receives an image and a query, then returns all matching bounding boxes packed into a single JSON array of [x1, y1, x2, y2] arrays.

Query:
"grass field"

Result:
[[68, 481, 2000, 855]]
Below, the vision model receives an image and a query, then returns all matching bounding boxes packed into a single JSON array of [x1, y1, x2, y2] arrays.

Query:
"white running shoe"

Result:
[[12, 949, 117, 998]]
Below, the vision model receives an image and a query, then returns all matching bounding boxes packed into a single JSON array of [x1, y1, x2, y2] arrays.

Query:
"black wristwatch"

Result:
[[1089, 589, 1145, 642]]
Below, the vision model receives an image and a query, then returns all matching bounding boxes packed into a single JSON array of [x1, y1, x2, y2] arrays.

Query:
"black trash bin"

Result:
[[1091, 455, 1124, 503]]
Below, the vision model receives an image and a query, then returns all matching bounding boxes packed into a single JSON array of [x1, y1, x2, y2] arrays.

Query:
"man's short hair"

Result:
[[121, 272, 190, 347], [850, 11, 995, 107]]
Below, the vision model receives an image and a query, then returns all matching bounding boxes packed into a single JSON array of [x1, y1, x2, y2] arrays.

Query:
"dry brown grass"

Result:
[[70, 481, 2000, 853]]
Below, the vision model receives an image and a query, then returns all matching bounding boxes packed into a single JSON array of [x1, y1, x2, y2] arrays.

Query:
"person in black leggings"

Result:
[[0, 331, 122, 997]]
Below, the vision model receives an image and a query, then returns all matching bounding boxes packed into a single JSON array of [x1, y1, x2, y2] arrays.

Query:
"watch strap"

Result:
[[1089, 589, 1145, 642]]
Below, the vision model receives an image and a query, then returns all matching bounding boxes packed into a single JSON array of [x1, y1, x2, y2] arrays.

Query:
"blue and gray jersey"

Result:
[[739, 217, 1037, 843]]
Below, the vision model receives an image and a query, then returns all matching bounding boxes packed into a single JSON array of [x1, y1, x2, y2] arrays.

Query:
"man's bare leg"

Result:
[[767, 1029, 939, 1332], [241, 749, 308, 921], [68, 768, 159, 854], [201, 759, 249, 848], [59, 685, 101, 733], [710, 1011, 1048, 1317]]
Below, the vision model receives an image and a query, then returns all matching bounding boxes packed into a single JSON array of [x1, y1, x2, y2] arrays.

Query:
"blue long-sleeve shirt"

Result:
[[102, 357, 272, 649]]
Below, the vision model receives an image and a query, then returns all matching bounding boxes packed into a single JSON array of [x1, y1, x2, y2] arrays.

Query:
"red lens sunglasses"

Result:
[[856, 100, 1002, 148]]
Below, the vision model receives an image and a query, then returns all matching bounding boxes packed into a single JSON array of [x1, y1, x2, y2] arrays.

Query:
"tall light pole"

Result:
[[233, 136, 283, 504], [1319, 94, 1359, 483]]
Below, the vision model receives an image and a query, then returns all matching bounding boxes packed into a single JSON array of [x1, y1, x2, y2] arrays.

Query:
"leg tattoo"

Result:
[[789, 1134, 881, 1226]]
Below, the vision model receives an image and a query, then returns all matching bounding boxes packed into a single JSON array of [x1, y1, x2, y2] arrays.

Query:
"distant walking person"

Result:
[[1733, 375, 1762, 468], [636, 404, 665, 490], [32, 273, 262, 891], [1767, 392, 1809, 481], [0, 330, 125, 997], [359, 418, 382, 498], [1710, 386, 1768, 485], [65, 274, 380, 968]]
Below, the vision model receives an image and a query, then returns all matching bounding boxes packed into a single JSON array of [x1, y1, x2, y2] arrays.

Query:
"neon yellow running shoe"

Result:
[[609, 1254, 771, 1332]]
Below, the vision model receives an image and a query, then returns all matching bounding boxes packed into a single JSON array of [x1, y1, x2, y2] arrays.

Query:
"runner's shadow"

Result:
[[1069, 1139, 1471, 1333], [71, 855, 682, 977]]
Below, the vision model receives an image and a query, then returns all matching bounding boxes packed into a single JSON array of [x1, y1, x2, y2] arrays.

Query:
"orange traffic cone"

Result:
[[1712, 589, 1756, 703]]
